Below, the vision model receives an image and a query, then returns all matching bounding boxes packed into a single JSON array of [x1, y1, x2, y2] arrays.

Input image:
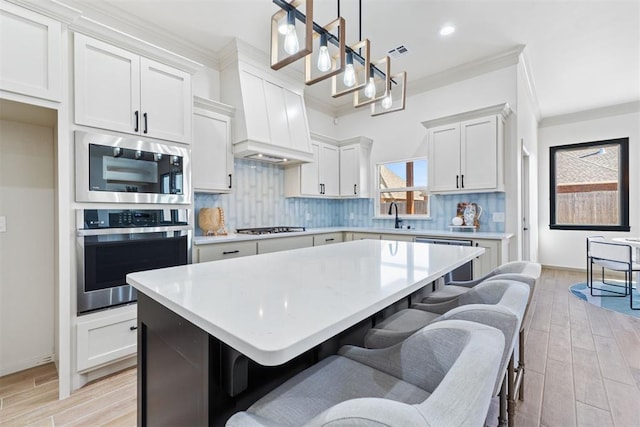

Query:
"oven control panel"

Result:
[[82, 209, 188, 229]]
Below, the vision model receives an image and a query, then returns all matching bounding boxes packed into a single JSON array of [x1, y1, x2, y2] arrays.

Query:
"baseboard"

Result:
[[542, 264, 628, 280], [0, 353, 55, 377]]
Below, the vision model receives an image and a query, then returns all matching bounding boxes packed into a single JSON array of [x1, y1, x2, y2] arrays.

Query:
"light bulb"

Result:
[[364, 77, 376, 99], [382, 91, 393, 109], [283, 10, 299, 55], [284, 25, 299, 54], [343, 52, 356, 87], [317, 34, 331, 72]]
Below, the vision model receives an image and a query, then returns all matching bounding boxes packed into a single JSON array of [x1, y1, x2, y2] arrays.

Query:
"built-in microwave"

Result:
[[75, 131, 191, 204]]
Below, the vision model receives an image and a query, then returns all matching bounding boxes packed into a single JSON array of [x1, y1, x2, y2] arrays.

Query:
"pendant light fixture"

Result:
[[271, 0, 406, 116]]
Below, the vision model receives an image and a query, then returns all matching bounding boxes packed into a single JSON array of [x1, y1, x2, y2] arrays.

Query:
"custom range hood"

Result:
[[220, 40, 314, 164]]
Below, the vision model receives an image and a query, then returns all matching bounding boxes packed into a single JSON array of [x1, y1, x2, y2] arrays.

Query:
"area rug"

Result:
[[569, 281, 640, 318]]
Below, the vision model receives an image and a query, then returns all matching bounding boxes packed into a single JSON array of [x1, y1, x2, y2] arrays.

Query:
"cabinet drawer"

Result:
[[313, 232, 344, 246], [196, 241, 257, 263], [258, 235, 314, 254], [76, 306, 137, 372]]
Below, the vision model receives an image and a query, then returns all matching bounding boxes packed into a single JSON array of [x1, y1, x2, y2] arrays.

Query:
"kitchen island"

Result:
[[128, 239, 484, 426]]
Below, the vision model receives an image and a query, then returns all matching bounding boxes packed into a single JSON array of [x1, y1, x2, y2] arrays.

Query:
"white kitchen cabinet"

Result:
[[472, 238, 502, 279], [424, 105, 510, 194], [0, 1, 62, 101], [257, 235, 314, 254], [196, 241, 257, 263], [379, 233, 414, 242], [339, 138, 373, 198], [285, 138, 339, 197], [313, 232, 344, 246], [76, 305, 137, 372], [192, 97, 234, 193], [74, 33, 191, 143]]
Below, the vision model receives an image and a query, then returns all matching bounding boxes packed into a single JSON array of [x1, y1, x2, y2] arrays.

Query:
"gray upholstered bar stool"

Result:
[[226, 320, 504, 427], [364, 280, 530, 427], [421, 261, 541, 304]]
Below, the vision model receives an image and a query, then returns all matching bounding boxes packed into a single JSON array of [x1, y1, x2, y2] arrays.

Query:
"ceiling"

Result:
[[67, 0, 639, 119]]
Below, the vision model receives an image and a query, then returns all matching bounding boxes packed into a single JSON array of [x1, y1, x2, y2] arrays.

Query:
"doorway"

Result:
[[521, 139, 531, 261]]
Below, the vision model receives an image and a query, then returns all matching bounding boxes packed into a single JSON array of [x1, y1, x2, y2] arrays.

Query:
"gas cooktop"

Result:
[[236, 226, 306, 235]]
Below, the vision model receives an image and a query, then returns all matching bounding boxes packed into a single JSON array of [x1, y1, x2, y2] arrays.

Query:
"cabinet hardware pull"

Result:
[[130, 326, 138, 331], [134, 111, 139, 132], [223, 250, 240, 255], [461, 174, 464, 188], [228, 174, 232, 189], [325, 238, 334, 242], [143, 112, 148, 134], [456, 175, 459, 188], [354, 184, 357, 195]]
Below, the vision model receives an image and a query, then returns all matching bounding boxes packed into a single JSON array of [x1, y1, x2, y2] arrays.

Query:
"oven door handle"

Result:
[[77, 225, 192, 237]]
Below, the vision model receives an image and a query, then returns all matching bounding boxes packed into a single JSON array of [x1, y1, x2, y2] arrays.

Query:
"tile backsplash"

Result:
[[195, 159, 505, 235]]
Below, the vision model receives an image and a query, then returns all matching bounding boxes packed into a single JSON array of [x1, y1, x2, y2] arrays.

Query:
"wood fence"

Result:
[[556, 191, 618, 225]]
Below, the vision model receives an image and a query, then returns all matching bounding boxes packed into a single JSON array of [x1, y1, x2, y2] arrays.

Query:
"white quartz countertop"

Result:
[[128, 239, 484, 366], [193, 227, 513, 245]]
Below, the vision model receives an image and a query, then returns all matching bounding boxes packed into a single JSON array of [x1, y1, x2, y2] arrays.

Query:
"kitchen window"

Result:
[[549, 137, 629, 231], [376, 158, 429, 218]]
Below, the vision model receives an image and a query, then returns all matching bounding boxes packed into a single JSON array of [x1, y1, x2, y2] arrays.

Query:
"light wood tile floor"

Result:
[[1, 268, 639, 426]]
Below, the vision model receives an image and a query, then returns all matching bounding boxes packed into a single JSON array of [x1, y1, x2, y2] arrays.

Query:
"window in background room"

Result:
[[549, 137, 629, 231], [377, 158, 429, 217]]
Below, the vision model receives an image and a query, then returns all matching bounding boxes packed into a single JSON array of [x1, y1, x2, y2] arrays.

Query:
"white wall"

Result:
[[193, 65, 220, 100], [538, 110, 640, 269], [0, 119, 55, 375]]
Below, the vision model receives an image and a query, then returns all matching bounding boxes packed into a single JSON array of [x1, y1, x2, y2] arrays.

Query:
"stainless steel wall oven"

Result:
[[76, 209, 191, 314], [75, 131, 191, 204]]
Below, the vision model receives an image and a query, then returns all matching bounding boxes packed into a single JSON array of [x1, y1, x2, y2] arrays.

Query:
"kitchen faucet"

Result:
[[388, 201, 403, 229]]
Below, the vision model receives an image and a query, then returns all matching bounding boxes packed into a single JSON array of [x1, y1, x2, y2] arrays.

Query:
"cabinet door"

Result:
[[300, 143, 321, 195], [428, 123, 461, 192], [319, 144, 339, 196], [472, 239, 500, 279], [140, 57, 191, 143], [339, 145, 359, 196], [192, 109, 232, 192], [257, 235, 314, 254], [313, 232, 344, 246], [460, 116, 497, 191], [74, 33, 140, 134], [0, 2, 61, 101]]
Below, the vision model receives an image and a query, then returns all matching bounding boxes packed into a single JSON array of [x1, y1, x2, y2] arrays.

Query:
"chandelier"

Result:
[[270, 0, 406, 116]]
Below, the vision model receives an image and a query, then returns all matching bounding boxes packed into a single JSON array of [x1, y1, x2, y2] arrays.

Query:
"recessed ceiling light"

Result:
[[439, 25, 455, 36]]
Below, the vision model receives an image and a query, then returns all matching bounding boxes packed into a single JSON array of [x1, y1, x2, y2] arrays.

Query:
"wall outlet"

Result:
[[0, 216, 6, 233], [305, 212, 311, 221], [492, 212, 505, 223]]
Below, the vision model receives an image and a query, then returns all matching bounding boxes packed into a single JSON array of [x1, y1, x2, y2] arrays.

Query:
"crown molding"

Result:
[[518, 49, 542, 122], [407, 46, 524, 99], [6, 0, 81, 23], [193, 96, 235, 117], [539, 101, 640, 128], [422, 103, 511, 129]]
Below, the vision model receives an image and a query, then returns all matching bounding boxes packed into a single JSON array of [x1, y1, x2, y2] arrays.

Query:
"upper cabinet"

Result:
[[424, 104, 510, 194], [0, 1, 62, 101], [285, 134, 372, 198], [192, 97, 235, 193], [74, 33, 192, 144], [339, 138, 372, 198]]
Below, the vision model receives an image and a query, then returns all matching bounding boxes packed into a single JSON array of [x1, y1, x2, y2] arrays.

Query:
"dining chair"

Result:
[[588, 239, 638, 298]]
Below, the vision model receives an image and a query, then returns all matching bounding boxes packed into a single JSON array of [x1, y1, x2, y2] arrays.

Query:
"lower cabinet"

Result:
[[313, 232, 344, 246], [379, 233, 414, 242], [257, 235, 314, 254], [472, 239, 502, 279], [76, 305, 137, 372], [346, 232, 380, 241], [196, 241, 257, 263]]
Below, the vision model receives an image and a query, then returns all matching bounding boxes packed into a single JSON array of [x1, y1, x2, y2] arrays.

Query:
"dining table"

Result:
[[127, 239, 484, 426]]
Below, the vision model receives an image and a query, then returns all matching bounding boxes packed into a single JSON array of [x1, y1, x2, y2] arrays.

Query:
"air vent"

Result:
[[387, 45, 410, 58]]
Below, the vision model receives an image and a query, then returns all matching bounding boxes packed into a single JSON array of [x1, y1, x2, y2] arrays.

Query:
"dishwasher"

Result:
[[415, 237, 474, 283]]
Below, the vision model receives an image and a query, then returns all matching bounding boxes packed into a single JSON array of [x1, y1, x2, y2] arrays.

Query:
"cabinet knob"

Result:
[[223, 250, 240, 255], [130, 326, 138, 331]]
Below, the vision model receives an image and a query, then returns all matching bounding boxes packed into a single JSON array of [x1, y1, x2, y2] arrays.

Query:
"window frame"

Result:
[[375, 157, 430, 219], [549, 137, 629, 231]]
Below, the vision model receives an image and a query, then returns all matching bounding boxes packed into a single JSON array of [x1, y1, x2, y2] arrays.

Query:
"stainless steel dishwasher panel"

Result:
[[415, 237, 474, 283]]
